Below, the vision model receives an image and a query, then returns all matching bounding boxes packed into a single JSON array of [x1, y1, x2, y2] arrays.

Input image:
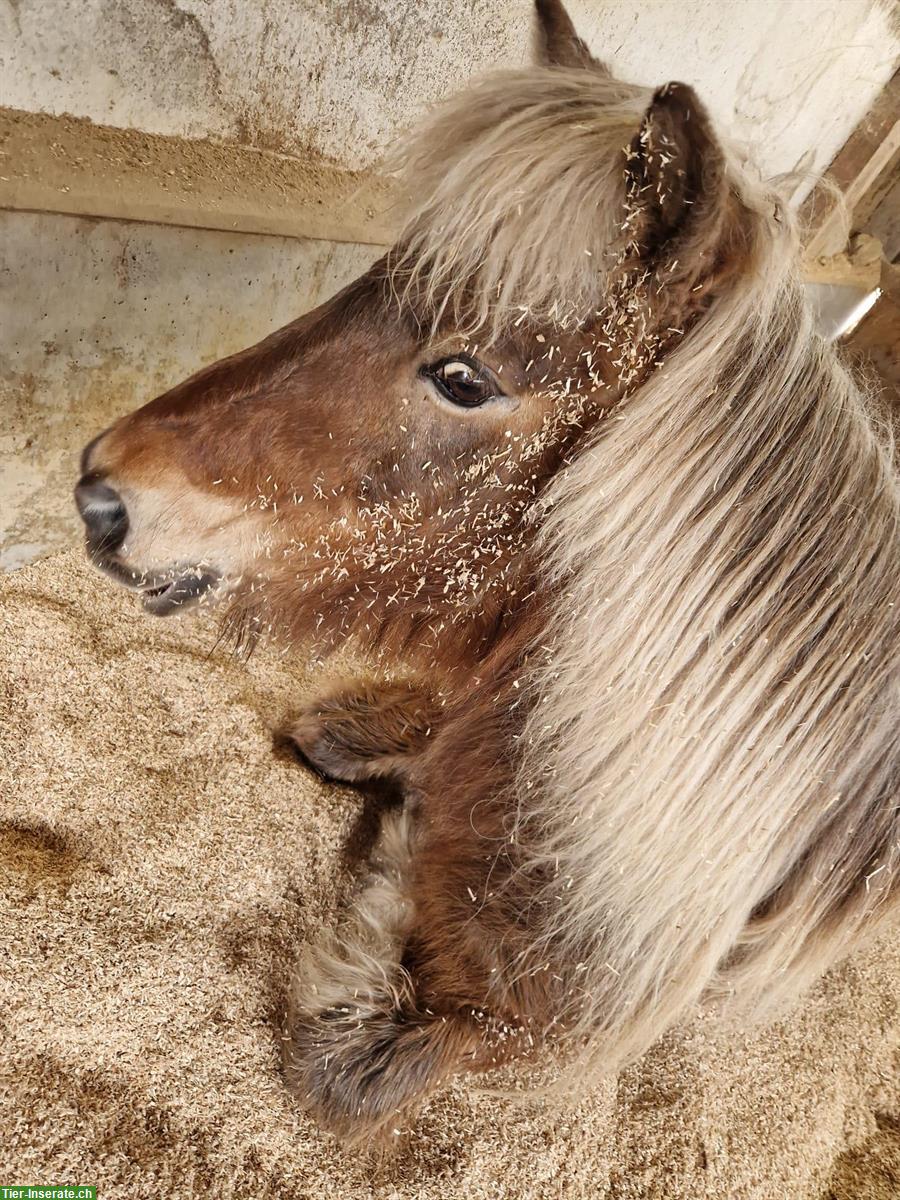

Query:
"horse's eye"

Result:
[[421, 356, 503, 408]]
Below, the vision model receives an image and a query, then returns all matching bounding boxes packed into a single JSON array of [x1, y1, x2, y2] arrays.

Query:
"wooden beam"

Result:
[[805, 120, 900, 258], [802, 70, 900, 259], [802, 233, 883, 290], [0, 106, 400, 246]]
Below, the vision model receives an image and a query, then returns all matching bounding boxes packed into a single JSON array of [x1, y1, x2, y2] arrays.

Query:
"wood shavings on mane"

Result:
[[389, 69, 641, 337]]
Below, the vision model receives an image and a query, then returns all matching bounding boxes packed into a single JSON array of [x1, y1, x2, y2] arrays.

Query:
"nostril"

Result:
[[74, 477, 129, 555]]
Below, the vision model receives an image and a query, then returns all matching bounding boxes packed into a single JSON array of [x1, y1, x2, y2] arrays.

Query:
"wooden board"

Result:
[[0, 106, 400, 247]]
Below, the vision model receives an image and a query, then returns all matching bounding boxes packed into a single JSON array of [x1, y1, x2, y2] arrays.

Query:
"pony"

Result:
[[74, 0, 900, 1145]]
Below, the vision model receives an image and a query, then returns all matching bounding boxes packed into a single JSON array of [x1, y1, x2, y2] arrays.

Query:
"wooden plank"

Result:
[[0, 106, 400, 247], [806, 121, 900, 258], [802, 233, 883, 289], [802, 70, 900, 258]]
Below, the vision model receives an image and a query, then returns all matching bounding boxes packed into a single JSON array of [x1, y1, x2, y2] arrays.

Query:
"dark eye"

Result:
[[421, 355, 503, 408]]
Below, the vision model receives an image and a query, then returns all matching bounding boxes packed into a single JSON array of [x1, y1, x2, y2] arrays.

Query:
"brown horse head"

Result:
[[75, 265, 599, 649], [74, 0, 752, 665]]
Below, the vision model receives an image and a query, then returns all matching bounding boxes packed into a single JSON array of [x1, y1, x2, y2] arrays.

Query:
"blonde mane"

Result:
[[397, 67, 900, 1075], [391, 68, 649, 335]]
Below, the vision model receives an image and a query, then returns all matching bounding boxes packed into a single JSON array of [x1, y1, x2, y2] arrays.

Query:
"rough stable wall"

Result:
[[1, 0, 898, 569], [3, 0, 897, 178]]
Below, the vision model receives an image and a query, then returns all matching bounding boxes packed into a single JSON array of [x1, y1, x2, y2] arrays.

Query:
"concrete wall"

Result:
[[0, 212, 374, 569], [2, 0, 897, 180]]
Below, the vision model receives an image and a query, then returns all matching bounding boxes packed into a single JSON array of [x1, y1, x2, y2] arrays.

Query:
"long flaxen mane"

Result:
[[393, 67, 900, 1076]]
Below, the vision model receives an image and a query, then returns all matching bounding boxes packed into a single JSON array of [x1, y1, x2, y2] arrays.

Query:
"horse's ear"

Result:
[[625, 81, 734, 280], [534, 0, 606, 72]]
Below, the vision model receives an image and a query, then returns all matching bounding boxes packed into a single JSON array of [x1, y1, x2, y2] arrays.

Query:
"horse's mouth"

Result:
[[138, 569, 220, 616], [88, 551, 222, 616]]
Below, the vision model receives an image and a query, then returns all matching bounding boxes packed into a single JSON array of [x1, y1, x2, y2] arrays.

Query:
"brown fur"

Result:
[[287, 681, 439, 783]]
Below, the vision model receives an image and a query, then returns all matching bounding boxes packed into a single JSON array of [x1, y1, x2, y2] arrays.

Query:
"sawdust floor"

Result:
[[2, 550, 899, 1199]]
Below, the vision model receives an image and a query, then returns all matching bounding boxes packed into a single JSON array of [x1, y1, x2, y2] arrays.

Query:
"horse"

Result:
[[74, 0, 900, 1145]]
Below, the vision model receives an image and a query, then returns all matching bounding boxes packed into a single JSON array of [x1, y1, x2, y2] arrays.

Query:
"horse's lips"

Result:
[[140, 569, 220, 616]]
